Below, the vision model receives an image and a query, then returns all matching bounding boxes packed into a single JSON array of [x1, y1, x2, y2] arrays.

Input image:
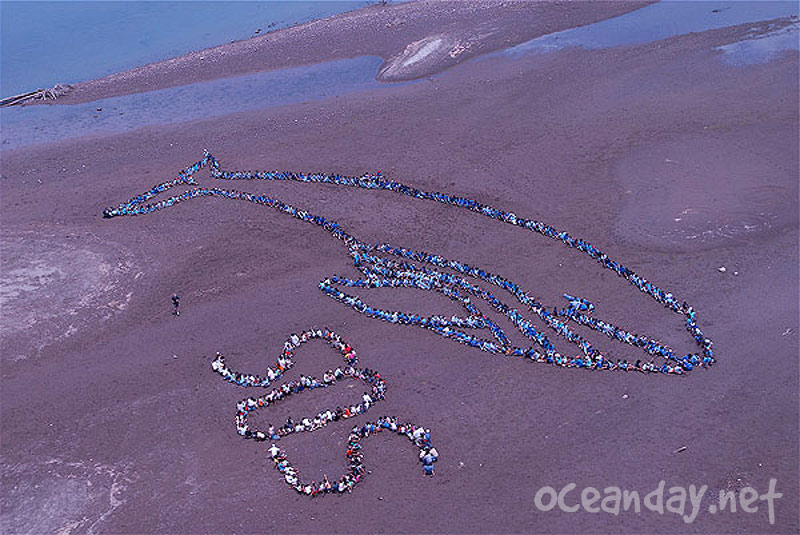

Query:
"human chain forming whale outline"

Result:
[[103, 151, 715, 496]]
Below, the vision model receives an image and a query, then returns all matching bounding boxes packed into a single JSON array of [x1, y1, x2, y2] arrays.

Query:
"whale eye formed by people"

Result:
[[104, 150, 714, 496]]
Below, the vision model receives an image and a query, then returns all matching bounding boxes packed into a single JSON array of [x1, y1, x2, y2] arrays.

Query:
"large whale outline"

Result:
[[104, 151, 715, 496]]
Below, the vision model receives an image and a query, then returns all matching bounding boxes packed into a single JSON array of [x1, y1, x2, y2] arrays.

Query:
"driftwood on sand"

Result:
[[0, 83, 72, 107]]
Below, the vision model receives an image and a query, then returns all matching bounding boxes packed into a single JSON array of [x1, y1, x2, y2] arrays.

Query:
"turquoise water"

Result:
[[504, 0, 799, 59], [0, 1, 370, 97]]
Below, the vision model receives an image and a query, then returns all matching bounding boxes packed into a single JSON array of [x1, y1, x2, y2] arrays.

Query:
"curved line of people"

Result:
[[211, 328, 437, 496]]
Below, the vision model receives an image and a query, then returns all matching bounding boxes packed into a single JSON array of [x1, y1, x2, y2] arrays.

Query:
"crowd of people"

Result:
[[211, 328, 437, 496], [104, 150, 716, 495]]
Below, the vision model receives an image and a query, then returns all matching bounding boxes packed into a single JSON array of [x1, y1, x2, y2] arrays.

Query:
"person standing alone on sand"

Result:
[[172, 293, 180, 316]]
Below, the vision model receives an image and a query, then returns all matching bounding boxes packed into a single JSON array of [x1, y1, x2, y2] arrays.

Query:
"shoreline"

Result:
[[2, 14, 796, 153], [41, 0, 653, 105]]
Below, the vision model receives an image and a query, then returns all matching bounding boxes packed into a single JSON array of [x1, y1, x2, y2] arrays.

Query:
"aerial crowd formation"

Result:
[[104, 151, 715, 495], [211, 328, 437, 496]]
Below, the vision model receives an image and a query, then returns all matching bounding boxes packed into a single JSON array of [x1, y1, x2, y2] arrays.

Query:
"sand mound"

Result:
[[378, 32, 480, 81]]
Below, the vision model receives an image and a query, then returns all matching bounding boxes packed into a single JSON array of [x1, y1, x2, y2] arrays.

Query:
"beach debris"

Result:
[[781, 328, 793, 336], [622, 393, 629, 399], [718, 266, 727, 273], [449, 41, 471, 59], [675, 446, 688, 453], [0, 83, 73, 107]]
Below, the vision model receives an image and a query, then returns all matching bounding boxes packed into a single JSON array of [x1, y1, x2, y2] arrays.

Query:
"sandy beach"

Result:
[[1, 1, 798, 533]]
